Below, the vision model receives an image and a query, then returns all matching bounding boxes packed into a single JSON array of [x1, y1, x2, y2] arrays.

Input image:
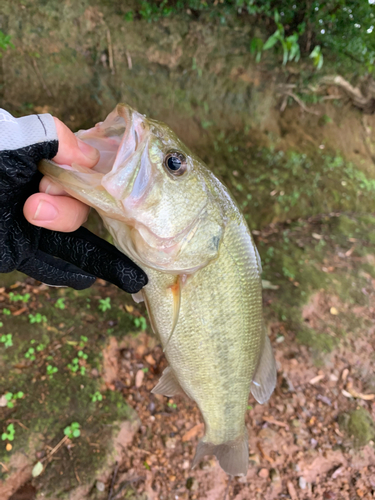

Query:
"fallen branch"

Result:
[[321, 75, 375, 114], [280, 90, 320, 115]]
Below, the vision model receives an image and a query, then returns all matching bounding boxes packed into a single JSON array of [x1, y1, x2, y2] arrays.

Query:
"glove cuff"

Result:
[[0, 110, 58, 153]]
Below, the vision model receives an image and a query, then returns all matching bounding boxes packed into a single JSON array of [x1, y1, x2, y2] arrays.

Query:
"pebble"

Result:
[[270, 468, 281, 483], [299, 476, 307, 489], [258, 468, 269, 479], [249, 453, 261, 465], [165, 437, 177, 449], [96, 481, 105, 492]]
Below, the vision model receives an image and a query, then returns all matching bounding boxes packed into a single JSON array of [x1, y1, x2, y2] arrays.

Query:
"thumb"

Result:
[[52, 117, 100, 169]]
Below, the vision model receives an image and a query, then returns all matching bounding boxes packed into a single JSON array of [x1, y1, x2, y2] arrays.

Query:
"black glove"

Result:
[[0, 109, 148, 292]]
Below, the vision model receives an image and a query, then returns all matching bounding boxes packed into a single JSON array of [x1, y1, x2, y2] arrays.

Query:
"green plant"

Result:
[[251, 10, 302, 66], [134, 316, 147, 331], [68, 350, 87, 375], [4, 391, 24, 408], [79, 335, 88, 348], [64, 422, 81, 439], [0, 334, 13, 348], [9, 292, 30, 303], [46, 365, 58, 377], [25, 347, 36, 361], [54, 298, 66, 310], [1, 423, 15, 441], [91, 391, 103, 403], [0, 31, 14, 57], [28, 313, 47, 324], [167, 402, 177, 409], [310, 45, 324, 70], [2, 308, 11, 316], [98, 297, 111, 312]]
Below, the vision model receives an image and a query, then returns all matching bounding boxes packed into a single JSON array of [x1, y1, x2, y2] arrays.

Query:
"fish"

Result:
[[39, 104, 277, 476]]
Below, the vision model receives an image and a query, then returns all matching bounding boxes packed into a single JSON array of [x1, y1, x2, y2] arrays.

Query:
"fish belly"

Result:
[[143, 218, 267, 474]]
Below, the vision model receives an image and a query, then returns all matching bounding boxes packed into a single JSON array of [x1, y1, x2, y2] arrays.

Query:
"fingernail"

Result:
[[77, 138, 100, 162], [44, 181, 52, 195], [33, 201, 58, 221]]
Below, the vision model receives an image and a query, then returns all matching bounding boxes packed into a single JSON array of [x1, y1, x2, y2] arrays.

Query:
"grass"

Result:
[[206, 133, 375, 230], [0, 282, 142, 494]]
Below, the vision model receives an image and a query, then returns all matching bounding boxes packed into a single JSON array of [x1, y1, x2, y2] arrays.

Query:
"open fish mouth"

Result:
[[40, 104, 206, 269]]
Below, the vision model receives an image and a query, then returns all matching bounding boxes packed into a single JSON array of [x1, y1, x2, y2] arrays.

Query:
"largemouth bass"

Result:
[[40, 104, 277, 476]]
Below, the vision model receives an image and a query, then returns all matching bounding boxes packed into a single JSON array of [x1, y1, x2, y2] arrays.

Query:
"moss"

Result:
[[0, 281, 138, 496], [296, 327, 338, 354], [339, 408, 375, 447]]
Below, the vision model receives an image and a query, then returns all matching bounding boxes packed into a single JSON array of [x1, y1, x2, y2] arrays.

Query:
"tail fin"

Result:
[[192, 433, 248, 476]]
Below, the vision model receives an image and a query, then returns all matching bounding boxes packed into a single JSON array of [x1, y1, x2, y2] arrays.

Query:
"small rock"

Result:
[[270, 468, 280, 483], [249, 453, 261, 466], [145, 354, 156, 365], [323, 491, 336, 500], [316, 394, 332, 406], [287, 481, 298, 500], [135, 369, 144, 388], [258, 468, 269, 479], [299, 476, 307, 489], [165, 437, 177, 449], [186, 477, 199, 491], [96, 481, 105, 492]]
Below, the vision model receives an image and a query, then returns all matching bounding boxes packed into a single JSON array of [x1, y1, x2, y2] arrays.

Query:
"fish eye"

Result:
[[164, 151, 187, 177]]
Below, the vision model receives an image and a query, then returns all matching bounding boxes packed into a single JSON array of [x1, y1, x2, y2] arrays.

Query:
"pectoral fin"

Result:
[[163, 277, 181, 352], [151, 366, 185, 397], [251, 333, 277, 404]]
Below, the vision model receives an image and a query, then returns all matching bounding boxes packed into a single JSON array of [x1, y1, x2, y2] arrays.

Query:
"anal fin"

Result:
[[192, 431, 249, 477], [151, 366, 185, 397], [251, 333, 277, 404]]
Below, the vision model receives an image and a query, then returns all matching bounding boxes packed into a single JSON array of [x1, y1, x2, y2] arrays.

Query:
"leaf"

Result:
[[263, 33, 279, 51], [316, 53, 324, 70], [32, 461, 44, 478], [250, 37, 263, 54], [72, 429, 80, 438], [310, 45, 321, 58], [281, 40, 289, 65]]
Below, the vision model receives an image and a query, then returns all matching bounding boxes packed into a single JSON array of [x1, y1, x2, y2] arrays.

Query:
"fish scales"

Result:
[[144, 218, 263, 446], [39, 103, 277, 476]]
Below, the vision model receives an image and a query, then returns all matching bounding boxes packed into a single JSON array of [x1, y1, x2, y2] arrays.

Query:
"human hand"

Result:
[[0, 109, 148, 292], [23, 117, 100, 232]]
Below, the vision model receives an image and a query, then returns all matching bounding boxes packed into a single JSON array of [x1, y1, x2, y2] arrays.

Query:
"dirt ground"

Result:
[[1, 2, 375, 499], [1, 214, 375, 500]]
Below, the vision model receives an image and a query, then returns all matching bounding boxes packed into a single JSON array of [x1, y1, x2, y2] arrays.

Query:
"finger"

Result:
[[53, 117, 100, 168], [39, 227, 148, 293], [18, 251, 96, 290], [39, 176, 68, 196], [23, 193, 90, 232]]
